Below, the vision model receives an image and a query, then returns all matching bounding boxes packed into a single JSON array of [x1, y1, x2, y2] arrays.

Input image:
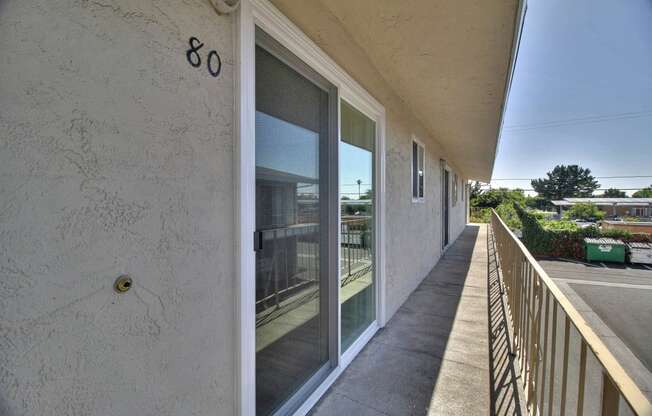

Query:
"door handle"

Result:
[[254, 231, 263, 252]]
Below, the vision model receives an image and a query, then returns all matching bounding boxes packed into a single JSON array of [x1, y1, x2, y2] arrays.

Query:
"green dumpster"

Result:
[[584, 238, 626, 263]]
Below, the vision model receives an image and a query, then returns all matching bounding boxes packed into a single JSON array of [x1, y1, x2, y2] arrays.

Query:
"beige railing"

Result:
[[490, 210, 652, 416]]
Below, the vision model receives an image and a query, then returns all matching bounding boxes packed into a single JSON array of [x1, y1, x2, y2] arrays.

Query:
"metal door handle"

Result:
[[254, 231, 263, 252]]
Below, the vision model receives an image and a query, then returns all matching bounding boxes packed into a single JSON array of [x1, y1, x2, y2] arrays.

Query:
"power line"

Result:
[[479, 186, 649, 192], [503, 110, 652, 132], [491, 175, 652, 181]]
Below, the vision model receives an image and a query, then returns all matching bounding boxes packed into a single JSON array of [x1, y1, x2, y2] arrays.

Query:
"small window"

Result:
[[412, 139, 425, 201], [452, 174, 458, 206]]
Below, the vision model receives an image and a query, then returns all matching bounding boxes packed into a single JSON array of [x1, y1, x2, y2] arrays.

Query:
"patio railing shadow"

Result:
[[488, 227, 526, 416]]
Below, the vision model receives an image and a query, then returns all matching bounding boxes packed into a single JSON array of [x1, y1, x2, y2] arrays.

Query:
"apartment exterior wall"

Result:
[[596, 205, 652, 218], [1, 1, 469, 415], [1, 1, 236, 414]]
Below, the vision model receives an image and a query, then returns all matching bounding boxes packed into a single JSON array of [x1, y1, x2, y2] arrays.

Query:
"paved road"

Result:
[[539, 258, 652, 401]]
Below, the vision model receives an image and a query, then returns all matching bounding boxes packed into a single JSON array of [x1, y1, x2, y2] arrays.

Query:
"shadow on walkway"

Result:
[[487, 227, 526, 416], [310, 225, 494, 416]]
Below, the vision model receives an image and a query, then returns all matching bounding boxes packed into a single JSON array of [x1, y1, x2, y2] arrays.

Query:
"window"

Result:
[[340, 100, 376, 352], [452, 173, 458, 206], [412, 139, 425, 201]]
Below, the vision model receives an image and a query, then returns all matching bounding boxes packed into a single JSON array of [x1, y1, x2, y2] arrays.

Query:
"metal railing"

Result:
[[340, 216, 373, 282], [490, 209, 652, 416], [255, 224, 320, 319]]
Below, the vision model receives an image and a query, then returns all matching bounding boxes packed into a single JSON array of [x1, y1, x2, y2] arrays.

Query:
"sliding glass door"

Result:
[[340, 101, 376, 351], [254, 29, 338, 416], [252, 24, 382, 414]]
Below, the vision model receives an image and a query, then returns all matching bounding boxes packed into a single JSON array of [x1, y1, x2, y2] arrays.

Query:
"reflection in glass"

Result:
[[255, 44, 330, 416], [340, 101, 376, 351]]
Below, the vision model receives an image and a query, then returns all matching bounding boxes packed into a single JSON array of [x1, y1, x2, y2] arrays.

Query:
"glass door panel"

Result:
[[254, 30, 337, 416], [340, 101, 376, 351]]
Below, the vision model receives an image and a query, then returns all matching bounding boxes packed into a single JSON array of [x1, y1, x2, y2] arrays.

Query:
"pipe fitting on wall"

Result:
[[210, 0, 240, 15]]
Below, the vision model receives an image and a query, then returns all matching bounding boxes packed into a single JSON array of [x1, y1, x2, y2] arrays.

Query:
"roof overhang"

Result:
[[564, 198, 652, 205], [270, 0, 526, 181]]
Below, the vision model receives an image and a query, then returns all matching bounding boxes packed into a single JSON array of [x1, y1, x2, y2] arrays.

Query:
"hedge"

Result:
[[513, 204, 651, 260]]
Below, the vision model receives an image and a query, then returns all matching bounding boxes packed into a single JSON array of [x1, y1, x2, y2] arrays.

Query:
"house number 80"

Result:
[[186, 36, 222, 78]]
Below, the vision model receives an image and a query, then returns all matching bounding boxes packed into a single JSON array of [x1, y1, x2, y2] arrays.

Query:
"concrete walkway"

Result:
[[310, 224, 520, 416]]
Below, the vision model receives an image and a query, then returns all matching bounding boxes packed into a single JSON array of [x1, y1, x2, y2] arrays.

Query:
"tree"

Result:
[[469, 181, 483, 200], [525, 195, 553, 211], [602, 188, 627, 198], [563, 202, 605, 221], [633, 185, 652, 198], [472, 187, 525, 208], [531, 165, 599, 200]]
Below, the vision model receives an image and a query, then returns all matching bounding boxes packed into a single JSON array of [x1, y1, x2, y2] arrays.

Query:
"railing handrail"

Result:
[[491, 209, 652, 415]]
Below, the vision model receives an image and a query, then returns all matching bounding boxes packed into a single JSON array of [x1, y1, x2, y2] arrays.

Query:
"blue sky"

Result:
[[492, 0, 652, 195], [341, 142, 372, 198], [256, 111, 373, 198]]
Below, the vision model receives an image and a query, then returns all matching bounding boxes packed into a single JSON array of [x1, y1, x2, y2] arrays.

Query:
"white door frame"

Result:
[[441, 161, 452, 252], [234, 1, 386, 414]]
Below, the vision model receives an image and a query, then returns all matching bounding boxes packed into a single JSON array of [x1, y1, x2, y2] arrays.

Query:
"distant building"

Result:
[[551, 198, 652, 218]]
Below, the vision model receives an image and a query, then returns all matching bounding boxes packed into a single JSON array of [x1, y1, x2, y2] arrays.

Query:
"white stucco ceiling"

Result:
[[272, 0, 522, 181]]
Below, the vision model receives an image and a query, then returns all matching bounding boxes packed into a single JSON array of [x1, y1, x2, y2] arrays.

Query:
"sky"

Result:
[[492, 0, 652, 196], [341, 142, 373, 199], [256, 110, 373, 199]]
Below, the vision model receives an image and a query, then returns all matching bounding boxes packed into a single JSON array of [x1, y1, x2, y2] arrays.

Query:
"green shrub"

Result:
[[515, 204, 595, 259], [495, 202, 521, 230], [599, 228, 632, 239], [529, 210, 555, 221], [541, 220, 581, 232], [472, 188, 526, 209], [512, 204, 651, 260], [562, 202, 605, 221], [470, 207, 491, 223]]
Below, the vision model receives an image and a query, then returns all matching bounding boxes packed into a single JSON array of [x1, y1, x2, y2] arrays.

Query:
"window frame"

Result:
[[411, 136, 426, 203], [452, 173, 458, 206]]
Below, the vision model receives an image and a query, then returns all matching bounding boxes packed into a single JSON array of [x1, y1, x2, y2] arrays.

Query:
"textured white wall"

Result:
[[0, 1, 235, 415], [383, 124, 468, 320], [1, 1, 472, 414]]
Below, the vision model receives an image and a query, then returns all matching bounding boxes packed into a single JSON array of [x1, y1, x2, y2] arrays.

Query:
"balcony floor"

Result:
[[310, 224, 525, 415]]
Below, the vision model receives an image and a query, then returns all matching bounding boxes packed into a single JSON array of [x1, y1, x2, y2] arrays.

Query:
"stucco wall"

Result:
[[1, 1, 472, 415], [0, 1, 235, 415]]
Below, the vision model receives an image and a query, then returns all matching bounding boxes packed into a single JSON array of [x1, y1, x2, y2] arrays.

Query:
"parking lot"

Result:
[[539, 258, 652, 398]]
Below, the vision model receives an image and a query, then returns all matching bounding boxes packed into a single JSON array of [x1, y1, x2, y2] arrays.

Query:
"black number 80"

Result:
[[186, 36, 221, 79]]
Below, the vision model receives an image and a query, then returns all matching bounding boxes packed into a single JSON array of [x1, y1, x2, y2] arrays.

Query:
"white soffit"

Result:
[[272, 0, 523, 181]]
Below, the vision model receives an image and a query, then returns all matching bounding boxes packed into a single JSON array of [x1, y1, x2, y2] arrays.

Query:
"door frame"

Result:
[[235, 1, 386, 415], [441, 160, 451, 251]]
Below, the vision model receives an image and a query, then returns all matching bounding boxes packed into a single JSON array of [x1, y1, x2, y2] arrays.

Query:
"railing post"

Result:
[[560, 315, 571, 416], [547, 301, 558, 416], [539, 288, 551, 415], [577, 339, 587, 416], [601, 373, 620, 416], [528, 276, 543, 412]]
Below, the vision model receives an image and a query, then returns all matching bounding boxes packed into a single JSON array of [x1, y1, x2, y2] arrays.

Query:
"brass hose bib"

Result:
[[114, 275, 133, 293]]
